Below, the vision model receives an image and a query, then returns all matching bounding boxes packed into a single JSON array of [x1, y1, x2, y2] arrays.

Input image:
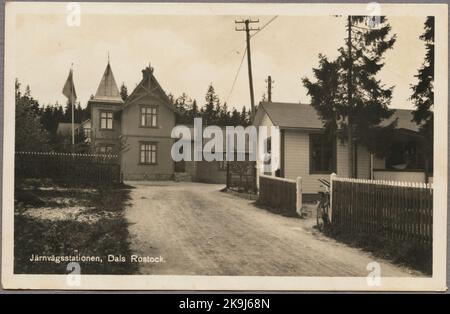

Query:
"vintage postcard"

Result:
[[1, 2, 448, 291]]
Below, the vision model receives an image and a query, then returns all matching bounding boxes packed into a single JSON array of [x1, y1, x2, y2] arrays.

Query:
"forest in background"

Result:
[[15, 79, 251, 152]]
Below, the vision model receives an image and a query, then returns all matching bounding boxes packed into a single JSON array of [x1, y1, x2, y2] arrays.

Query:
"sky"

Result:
[[13, 13, 427, 110]]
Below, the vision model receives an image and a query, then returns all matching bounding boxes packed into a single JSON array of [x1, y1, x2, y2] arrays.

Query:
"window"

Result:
[[265, 137, 272, 154], [98, 145, 114, 154], [100, 111, 113, 129], [263, 137, 272, 175], [310, 134, 335, 174], [386, 140, 425, 170], [84, 128, 91, 139], [140, 106, 158, 127], [140, 142, 157, 164]]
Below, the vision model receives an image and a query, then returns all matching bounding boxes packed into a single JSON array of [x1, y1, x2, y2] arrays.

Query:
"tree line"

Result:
[[15, 80, 251, 152], [15, 79, 90, 152], [169, 84, 251, 126]]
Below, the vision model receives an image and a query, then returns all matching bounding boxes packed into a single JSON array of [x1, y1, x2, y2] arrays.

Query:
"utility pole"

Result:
[[346, 15, 354, 178], [265, 75, 274, 102], [235, 19, 259, 120]]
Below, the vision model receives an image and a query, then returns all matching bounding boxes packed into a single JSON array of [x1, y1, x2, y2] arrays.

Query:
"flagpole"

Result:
[[71, 64, 75, 154]]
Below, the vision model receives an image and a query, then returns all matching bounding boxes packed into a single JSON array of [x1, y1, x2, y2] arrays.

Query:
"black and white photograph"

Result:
[[1, 2, 447, 291]]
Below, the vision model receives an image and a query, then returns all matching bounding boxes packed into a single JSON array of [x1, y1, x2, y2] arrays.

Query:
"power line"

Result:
[[251, 15, 278, 38], [225, 16, 278, 108], [235, 19, 259, 119], [225, 46, 247, 104], [214, 16, 277, 64], [212, 40, 246, 65]]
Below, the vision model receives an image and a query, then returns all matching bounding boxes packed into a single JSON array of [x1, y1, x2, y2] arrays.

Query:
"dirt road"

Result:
[[124, 181, 421, 277]]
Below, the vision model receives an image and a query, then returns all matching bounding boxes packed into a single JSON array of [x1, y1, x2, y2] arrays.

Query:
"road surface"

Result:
[[124, 181, 421, 277]]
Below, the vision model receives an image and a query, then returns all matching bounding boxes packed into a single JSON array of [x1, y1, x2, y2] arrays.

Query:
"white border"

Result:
[[2, 2, 448, 291]]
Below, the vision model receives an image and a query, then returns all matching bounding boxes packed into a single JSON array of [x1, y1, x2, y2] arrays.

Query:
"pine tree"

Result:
[[240, 106, 248, 126], [15, 80, 40, 114], [229, 108, 241, 126], [174, 93, 191, 124], [15, 78, 21, 99], [214, 101, 222, 125], [201, 84, 220, 125], [40, 105, 59, 135], [63, 101, 83, 123], [167, 93, 175, 106], [220, 102, 231, 125], [25, 85, 31, 97], [411, 16, 434, 180], [303, 16, 397, 177], [411, 16, 434, 137], [15, 80, 48, 151], [191, 99, 199, 119], [120, 82, 128, 101]]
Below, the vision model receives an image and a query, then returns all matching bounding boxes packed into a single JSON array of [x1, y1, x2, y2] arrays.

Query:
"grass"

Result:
[[221, 187, 258, 201], [324, 226, 432, 275], [14, 179, 138, 275]]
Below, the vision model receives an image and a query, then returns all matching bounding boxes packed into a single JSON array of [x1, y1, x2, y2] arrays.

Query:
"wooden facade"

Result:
[[86, 63, 231, 183]]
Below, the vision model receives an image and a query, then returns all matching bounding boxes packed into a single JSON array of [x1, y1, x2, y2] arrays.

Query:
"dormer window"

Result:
[[140, 105, 158, 127], [100, 111, 114, 129]]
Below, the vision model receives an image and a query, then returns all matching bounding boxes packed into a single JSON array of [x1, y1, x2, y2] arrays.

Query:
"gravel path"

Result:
[[124, 181, 422, 277]]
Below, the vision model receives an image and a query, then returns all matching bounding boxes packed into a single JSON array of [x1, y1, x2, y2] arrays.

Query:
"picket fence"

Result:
[[15, 151, 121, 185], [331, 175, 433, 250]]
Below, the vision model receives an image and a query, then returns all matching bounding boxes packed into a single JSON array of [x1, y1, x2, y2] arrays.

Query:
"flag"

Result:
[[62, 67, 77, 149], [62, 69, 77, 103]]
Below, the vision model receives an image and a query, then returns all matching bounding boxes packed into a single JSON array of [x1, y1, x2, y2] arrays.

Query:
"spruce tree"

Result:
[[120, 82, 128, 101], [303, 16, 397, 177], [190, 99, 199, 119], [15, 80, 48, 151], [410, 16, 434, 180], [201, 84, 220, 125]]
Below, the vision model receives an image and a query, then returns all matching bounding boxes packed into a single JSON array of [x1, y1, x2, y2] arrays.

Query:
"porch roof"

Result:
[[256, 101, 419, 132]]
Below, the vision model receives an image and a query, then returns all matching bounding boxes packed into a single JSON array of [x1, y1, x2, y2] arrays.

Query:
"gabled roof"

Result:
[[123, 66, 177, 113], [255, 101, 419, 132], [92, 62, 123, 103], [380, 109, 419, 132], [79, 119, 91, 128], [255, 102, 322, 129], [56, 122, 81, 135]]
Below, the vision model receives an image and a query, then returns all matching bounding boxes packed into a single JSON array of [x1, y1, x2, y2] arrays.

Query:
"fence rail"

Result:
[[331, 176, 433, 250], [15, 151, 121, 185], [258, 175, 299, 216]]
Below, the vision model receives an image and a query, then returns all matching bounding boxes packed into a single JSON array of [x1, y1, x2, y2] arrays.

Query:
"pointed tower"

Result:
[[92, 61, 123, 103], [88, 60, 123, 155]]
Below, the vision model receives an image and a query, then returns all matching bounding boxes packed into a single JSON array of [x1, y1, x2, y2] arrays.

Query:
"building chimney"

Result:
[[142, 66, 153, 79], [141, 65, 154, 88]]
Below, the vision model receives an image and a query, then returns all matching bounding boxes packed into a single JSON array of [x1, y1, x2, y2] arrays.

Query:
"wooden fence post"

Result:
[[329, 173, 336, 223], [296, 176, 302, 216], [226, 161, 230, 189]]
